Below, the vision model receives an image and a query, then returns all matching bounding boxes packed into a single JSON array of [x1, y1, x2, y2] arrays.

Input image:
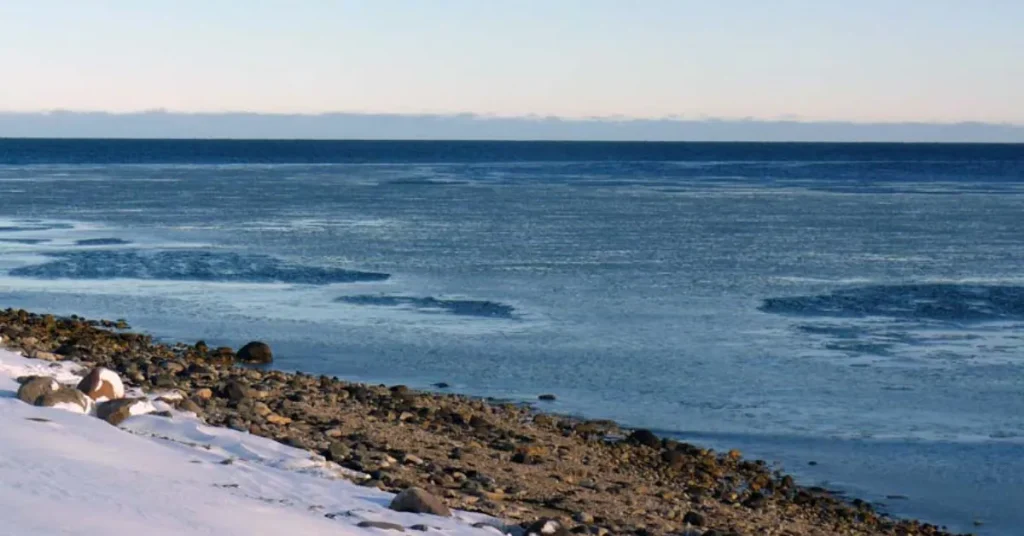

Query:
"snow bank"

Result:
[[0, 348, 508, 536]]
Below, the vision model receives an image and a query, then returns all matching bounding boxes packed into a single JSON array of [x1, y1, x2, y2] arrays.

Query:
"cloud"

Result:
[[1, 111, 1022, 142]]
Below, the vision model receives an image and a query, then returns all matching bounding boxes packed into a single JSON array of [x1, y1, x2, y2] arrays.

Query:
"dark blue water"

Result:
[[1, 139, 1023, 534]]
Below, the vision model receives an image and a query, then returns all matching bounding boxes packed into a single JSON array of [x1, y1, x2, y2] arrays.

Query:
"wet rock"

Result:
[[538, 394, 557, 401], [236, 341, 273, 364], [37, 387, 92, 414], [432, 382, 450, 389], [628, 429, 661, 449], [16, 376, 59, 405], [77, 367, 125, 401], [389, 487, 452, 517]]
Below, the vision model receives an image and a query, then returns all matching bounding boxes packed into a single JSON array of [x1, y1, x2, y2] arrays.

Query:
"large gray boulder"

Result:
[[388, 487, 451, 517], [16, 376, 59, 405]]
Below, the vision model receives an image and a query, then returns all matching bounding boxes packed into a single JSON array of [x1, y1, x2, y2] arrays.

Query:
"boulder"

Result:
[[37, 387, 92, 414], [97, 398, 147, 425], [388, 487, 451, 517], [16, 376, 59, 405], [236, 341, 273, 364], [77, 367, 125, 401], [524, 519, 570, 536], [628, 429, 661, 449]]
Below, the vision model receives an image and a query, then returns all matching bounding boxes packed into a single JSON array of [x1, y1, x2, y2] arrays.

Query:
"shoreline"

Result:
[[0, 307, 965, 536]]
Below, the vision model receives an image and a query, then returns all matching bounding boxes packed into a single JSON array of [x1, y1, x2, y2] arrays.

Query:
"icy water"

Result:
[[1, 140, 1023, 534]]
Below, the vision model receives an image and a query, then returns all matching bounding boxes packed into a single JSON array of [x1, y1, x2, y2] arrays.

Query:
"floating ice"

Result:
[[761, 284, 1024, 323], [337, 295, 515, 318], [10, 249, 390, 285]]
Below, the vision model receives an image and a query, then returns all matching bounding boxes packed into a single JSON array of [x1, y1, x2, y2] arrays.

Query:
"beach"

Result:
[[0, 307, 965, 536]]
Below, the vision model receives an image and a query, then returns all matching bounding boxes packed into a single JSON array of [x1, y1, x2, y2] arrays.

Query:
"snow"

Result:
[[0, 348, 512, 536]]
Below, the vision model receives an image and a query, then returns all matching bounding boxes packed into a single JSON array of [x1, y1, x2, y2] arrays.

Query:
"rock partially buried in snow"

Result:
[[388, 487, 452, 517], [16, 376, 59, 405], [357, 520, 405, 532], [36, 387, 93, 414], [524, 519, 569, 536], [97, 398, 148, 426], [236, 341, 273, 364], [77, 367, 125, 402]]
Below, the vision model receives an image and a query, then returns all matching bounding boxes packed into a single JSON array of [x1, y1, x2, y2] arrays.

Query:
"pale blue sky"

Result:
[[1, 0, 1022, 123]]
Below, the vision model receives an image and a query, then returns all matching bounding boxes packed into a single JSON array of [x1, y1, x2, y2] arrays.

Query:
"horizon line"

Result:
[[4, 109, 1024, 128], [3, 136, 1023, 145], [4, 110, 1024, 143]]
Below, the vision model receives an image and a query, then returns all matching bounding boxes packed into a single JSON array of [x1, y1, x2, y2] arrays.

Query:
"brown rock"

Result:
[[389, 487, 452, 517], [77, 367, 125, 401], [97, 398, 146, 425], [265, 413, 292, 425], [29, 349, 62, 361]]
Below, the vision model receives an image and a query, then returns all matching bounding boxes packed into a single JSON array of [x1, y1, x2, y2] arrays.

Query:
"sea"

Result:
[[1, 139, 1022, 534]]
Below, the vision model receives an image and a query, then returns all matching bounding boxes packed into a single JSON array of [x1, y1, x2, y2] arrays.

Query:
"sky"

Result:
[[0, 0, 1022, 133]]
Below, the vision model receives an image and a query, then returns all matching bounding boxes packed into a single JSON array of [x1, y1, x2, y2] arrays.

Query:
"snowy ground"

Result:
[[0, 348, 509, 536]]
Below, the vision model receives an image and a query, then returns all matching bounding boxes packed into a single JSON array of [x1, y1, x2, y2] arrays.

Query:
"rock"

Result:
[[177, 398, 203, 415], [742, 491, 766, 509], [512, 445, 546, 464], [236, 341, 273, 364], [682, 511, 704, 527], [357, 521, 405, 532], [77, 367, 125, 402], [29, 349, 62, 361], [328, 441, 351, 461], [432, 382, 450, 389], [661, 449, 686, 470], [223, 380, 251, 403], [524, 519, 570, 536], [265, 413, 292, 425], [211, 346, 235, 363], [627, 429, 661, 449], [572, 512, 594, 524], [389, 487, 452, 517], [37, 387, 92, 414], [538, 394, 557, 401], [194, 388, 214, 400], [97, 398, 146, 425], [402, 454, 424, 466], [16, 376, 59, 405]]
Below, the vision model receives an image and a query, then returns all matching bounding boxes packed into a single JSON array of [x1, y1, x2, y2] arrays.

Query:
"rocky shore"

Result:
[[0, 308, 964, 536]]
